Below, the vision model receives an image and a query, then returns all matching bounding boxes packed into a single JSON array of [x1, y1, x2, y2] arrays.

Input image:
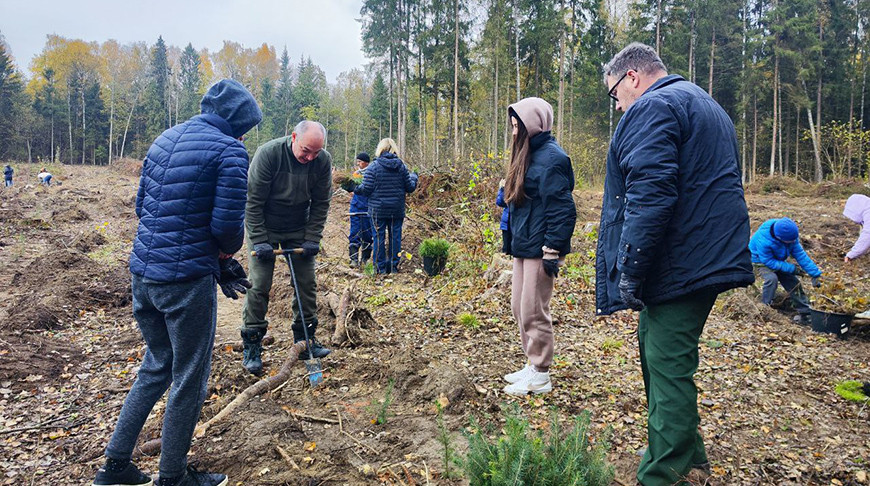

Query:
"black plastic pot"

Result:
[[422, 255, 446, 276], [809, 308, 853, 338]]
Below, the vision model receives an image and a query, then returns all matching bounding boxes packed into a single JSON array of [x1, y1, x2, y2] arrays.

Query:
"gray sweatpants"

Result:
[[511, 258, 555, 371], [105, 273, 217, 478]]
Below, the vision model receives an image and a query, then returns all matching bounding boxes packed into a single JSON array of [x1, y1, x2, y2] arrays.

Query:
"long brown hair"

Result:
[[504, 113, 531, 205]]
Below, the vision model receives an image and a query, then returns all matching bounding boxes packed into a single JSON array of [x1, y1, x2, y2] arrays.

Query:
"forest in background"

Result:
[[2, 0, 870, 185]]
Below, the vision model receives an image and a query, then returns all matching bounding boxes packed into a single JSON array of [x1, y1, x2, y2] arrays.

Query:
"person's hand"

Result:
[[301, 240, 320, 258], [340, 179, 356, 192], [542, 258, 559, 277], [844, 256, 851, 263], [218, 258, 252, 299], [253, 242, 275, 261], [499, 178, 506, 189], [618, 273, 645, 311], [792, 267, 807, 277], [811, 276, 822, 288]]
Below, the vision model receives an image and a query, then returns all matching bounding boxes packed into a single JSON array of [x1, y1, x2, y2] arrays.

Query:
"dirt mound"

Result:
[[8, 248, 130, 330], [110, 157, 144, 177], [72, 229, 109, 252], [51, 205, 89, 221]]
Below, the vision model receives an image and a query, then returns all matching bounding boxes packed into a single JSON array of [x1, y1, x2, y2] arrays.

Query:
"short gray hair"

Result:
[[294, 120, 327, 145], [602, 43, 667, 85]]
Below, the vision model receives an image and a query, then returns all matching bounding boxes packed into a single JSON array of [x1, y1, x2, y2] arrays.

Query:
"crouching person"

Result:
[[748, 217, 822, 324], [93, 79, 261, 486]]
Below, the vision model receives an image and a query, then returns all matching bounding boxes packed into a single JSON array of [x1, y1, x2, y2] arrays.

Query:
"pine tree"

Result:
[[178, 43, 202, 122]]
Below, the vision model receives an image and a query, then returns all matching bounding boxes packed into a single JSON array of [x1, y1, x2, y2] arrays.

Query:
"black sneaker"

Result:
[[160, 465, 227, 486], [93, 462, 153, 486]]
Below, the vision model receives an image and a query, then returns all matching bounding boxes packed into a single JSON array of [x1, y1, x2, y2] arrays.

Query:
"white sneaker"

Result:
[[503, 369, 552, 396], [503, 364, 533, 384], [856, 310, 870, 319]]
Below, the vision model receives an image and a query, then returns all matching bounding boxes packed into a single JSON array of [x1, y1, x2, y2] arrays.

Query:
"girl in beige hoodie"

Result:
[[501, 97, 577, 396]]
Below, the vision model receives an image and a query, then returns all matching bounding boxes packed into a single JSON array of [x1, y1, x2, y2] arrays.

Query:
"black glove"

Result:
[[218, 258, 252, 299], [542, 258, 559, 278], [253, 242, 275, 261], [793, 267, 807, 277], [301, 240, 320, 258], [811, 276, 821, 288], [340, 180, 357, 192], [618, 273, 645, 311]]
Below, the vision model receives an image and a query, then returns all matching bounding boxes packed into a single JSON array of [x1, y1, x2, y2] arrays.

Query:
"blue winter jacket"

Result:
[[508, 132, 576, 258], [749, 219, 822, 277], [353, 152, 418, 219], [496, 187, 509, 231], [129, 114, 254, 282], [595, 75, 754, 315]]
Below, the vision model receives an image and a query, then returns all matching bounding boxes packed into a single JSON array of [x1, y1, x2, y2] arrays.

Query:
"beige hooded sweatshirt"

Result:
[[508, 97, 553, 137]]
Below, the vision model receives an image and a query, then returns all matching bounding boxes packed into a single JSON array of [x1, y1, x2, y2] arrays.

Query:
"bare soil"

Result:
[[0, 163, 868, 485]]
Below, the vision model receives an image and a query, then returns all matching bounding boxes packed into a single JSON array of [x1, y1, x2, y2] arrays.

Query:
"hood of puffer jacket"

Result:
[[844, 194, 870, 224], [376, 151, 403, 170], [200, 79, 263, 139], [508, 97, 554, 138]]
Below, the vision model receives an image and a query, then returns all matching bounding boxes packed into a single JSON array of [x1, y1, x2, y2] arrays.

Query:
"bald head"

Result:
[[291, 121, 326, 163]]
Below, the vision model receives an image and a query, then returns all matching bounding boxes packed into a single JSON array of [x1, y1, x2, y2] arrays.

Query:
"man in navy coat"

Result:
[[596, 43, 754, 486], [93, 79, 261, 486]]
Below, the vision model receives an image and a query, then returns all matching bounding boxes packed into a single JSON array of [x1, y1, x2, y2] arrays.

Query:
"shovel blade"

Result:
[[304, 358, 324, 387]]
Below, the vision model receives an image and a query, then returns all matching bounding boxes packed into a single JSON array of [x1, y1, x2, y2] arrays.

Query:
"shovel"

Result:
[[250, 247, 324, 387]]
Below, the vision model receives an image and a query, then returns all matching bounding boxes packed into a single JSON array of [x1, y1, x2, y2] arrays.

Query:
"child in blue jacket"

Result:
[[748, 217, 823, 323]]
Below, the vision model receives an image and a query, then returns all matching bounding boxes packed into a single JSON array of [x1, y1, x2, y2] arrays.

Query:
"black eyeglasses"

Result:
[[608, 72, 628, 101]]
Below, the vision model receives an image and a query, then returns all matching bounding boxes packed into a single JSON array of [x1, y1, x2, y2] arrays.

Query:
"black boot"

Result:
[[349, 244, 360, 267], [293, 324, 331, 361], [241, 328, 265, 376]]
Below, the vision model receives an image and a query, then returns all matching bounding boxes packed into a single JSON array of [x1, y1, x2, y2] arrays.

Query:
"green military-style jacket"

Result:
[[245, 136, 332, 245]]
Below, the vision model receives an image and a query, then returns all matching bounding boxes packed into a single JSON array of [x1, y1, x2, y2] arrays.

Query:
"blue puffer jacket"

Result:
[[353, 152, 418, 218], [749, 219, 822, 277], [595, 75, 754, 315], [496, 187, 509, 231], [508, 132, 576, 258], [130, 79, 262, 282]]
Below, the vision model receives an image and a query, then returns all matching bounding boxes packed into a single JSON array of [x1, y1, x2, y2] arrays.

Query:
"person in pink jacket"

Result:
[[843, 194, 870, 263]]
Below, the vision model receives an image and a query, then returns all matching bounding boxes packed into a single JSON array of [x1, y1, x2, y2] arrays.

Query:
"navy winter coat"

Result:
[[353, 152, 418, 219], [508, 132, 576, 258], [349, 166, 369, 213], [595, 75, 754, 315], [749, 219, 822, 277], [129, 114, 251, 282]]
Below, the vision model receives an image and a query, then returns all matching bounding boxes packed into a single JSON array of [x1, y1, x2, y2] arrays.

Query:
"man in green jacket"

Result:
[[241, 120, 333, 376]]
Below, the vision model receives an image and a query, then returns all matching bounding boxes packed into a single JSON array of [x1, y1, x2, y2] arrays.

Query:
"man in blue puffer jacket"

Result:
[[352, 138, 418, 274], [598, 43, 754, 486], [749, 217, 823, 323], [95, 79, 261, 486]]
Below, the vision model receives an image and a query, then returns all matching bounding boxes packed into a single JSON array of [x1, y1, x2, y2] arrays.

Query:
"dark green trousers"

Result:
[[637, 289, 717, 486], [242, 237, 318, 337]]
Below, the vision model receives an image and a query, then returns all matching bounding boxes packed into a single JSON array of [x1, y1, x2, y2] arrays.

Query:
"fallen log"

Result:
[[135, 341, 307, 457]]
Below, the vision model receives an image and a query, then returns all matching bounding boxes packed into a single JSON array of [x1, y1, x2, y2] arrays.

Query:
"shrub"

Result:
[[458, 312, 480, 330], [462, 409, 614, 485], [419, 238, 451, 258]]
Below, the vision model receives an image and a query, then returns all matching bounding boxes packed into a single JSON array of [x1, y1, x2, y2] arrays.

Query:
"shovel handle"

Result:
[[250, 248, 304, 256]]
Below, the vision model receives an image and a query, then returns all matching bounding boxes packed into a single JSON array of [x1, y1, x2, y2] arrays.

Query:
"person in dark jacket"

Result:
[[352, 138, 418, 274], [495, 179, 511, 255], [3, 165, 12, 187], [345, 152, 373, 267], [749, 218, 822, 323], [94, 79, 261, 486], [598, 43, 754, 486], [501, 97, 576, 397], [242, 120, 333, 376]]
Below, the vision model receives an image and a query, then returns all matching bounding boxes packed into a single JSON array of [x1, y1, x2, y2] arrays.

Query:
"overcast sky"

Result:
[[0, 0, 369, 81]]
